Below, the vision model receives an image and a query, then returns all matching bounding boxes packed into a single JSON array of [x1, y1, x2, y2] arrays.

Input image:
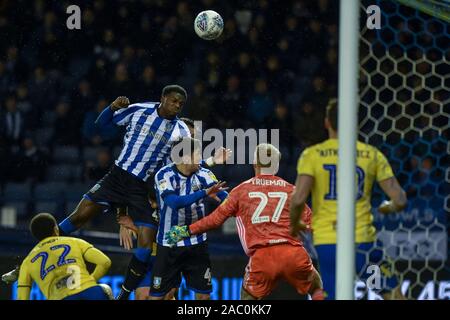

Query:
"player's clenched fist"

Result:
[[110, 96, 130, 111]]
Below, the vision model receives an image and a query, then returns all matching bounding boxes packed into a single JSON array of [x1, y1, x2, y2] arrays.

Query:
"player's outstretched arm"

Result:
[[190, 187, 236, 235], [95, 96, 130, 126], [378, 177, 407, 214], [83, 247, 112, 281], [164, 190, 209, 210], [166, 193, 235, 245], [189, 204, 232, 235], [164, 181, 228, 210], [290, 174, 314, 236], [166, 187, 235, 245]]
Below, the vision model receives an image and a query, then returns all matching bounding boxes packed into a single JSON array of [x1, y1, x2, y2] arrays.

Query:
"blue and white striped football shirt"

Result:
[[113, 102, 190, 181], [155, 164, 218, 247]]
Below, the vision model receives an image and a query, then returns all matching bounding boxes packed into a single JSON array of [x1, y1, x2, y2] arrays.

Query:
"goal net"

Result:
[[358, 0, 449, 299]]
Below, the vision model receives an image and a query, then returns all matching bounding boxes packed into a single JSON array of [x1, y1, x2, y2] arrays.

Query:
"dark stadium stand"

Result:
[[0, 1, 340, 225]]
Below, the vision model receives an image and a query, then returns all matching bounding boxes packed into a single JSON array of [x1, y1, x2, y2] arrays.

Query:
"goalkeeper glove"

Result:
[[165, 225, 190, 246]]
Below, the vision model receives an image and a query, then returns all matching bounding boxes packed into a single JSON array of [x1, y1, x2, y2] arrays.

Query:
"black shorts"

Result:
[[150, 243, 212, 296], [84, 165, 158, 228]]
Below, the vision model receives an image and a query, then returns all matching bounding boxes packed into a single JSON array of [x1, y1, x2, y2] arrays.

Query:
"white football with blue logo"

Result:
[[194, 10, 224, 40]]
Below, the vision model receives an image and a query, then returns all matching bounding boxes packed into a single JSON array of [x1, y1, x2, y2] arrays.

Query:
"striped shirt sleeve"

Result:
[[189, 189, 238, 235], [112, 105, 146, 126], [155, 169, 176, 198], [198, 168, 219, 188]]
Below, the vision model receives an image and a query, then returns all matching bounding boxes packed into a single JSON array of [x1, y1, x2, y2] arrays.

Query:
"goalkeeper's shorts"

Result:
[[243, 244, 316, 299]]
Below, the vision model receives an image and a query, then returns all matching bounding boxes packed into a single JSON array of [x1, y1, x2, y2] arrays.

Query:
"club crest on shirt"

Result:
[[165, 122, 174, 131], [191, 182, 201, 191]]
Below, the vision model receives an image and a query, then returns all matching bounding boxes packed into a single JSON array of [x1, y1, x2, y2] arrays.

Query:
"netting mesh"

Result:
[[358, 0, 449, 299]]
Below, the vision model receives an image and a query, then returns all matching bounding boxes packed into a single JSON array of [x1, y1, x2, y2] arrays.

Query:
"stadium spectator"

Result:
[[268, 101, 297, 148], [13, 136, 48, 183], [0, 61, 14, 97], [247, 78, 275, 126], [84, 149, 113, 183], [72, 80, 95, 110], [135, 65, 161, 101], [294, 101, 327, 147], [27, 67, 55, 112], [0, 135, 11, 183], [53, 101, 79, 146], [200, 51, 222, 92], [16, 84, 33, 120], [304, 75, 330, 112], [184, 81, 214, 125], [108, 63, 134, 98], [82, 98, 119, 146], [94, 29, 121, 66], [1, 95, 25, 152], [218, 75, 246, 127], [231, 52, 258, 93]]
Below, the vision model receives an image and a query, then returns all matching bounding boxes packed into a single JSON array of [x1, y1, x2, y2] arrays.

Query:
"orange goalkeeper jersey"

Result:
[[189, 174, 312, 256]]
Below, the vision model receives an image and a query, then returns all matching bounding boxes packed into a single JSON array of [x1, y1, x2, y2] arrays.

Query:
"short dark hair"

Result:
[[29, 213, 58, 241], [162, 85, 187, 100], [180, 117, 195, 129], [326, 98, 338, 131]]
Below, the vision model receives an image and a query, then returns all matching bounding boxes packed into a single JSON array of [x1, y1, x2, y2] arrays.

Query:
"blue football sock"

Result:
[[147, 255, 156, 269], [58, 218, 78, 235], [134, 248, 152, 263]]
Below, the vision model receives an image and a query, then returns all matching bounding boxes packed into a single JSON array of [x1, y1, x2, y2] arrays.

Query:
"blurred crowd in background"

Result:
[[0, 0, 338, 188]]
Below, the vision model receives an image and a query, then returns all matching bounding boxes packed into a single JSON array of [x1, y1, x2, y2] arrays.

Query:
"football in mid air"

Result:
[[194, 10, 224, 40]]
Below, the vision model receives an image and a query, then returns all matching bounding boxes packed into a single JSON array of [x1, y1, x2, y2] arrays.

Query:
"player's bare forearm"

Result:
[[189, 207, 230, 235], [290, 201, 304, 227], [290, 175, 314, 235], [378, 177, 407, 213]]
